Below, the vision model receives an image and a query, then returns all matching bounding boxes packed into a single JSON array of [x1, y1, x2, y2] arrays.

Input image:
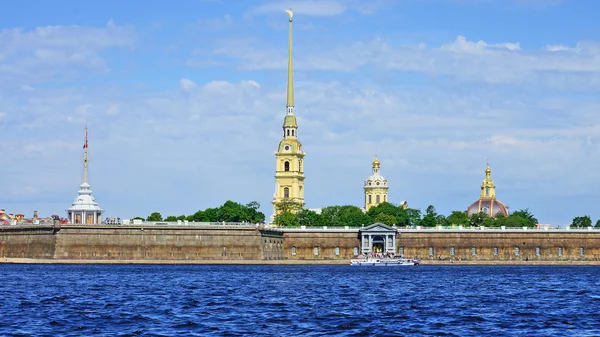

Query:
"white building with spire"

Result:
[[66, 127, 104, 224]]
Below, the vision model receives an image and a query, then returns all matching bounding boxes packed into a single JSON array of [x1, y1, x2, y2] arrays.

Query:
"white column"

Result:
[[384, 235, 388, 252], [94, 212, 97, 224], [392, 235, 396, 253], [71, 212, 74, 224], [82, 211, 86, 225]]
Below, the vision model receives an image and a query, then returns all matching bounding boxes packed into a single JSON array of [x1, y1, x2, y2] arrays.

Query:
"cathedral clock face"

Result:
[[284, 144, 290, 152]]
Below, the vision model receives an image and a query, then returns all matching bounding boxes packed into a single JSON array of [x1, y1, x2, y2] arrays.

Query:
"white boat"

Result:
[[350, 257, 419, 266]]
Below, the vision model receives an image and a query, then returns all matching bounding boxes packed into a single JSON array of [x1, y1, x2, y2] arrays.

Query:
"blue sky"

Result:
[[1, 0, 599, 225]]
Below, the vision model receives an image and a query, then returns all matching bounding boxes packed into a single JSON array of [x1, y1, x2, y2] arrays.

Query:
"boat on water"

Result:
[[350, 257, 420, 266]]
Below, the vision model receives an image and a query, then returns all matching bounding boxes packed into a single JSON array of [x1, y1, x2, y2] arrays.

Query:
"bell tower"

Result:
[[270, 9, 305, 224]]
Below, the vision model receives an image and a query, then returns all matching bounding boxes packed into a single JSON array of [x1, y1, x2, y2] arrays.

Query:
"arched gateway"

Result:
[[359, 223, 398, 255]]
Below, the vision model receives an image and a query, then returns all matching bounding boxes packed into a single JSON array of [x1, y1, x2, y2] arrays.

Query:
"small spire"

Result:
[[82, 126, 89, 184], [285, 8, 294, 113]]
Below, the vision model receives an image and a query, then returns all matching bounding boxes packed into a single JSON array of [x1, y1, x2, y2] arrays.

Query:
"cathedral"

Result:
[[466, 163, 509, 217], [270, 10, 305, 223]]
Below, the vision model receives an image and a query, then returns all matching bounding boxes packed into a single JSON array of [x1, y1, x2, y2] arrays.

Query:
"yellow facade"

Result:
[[364, 157, 389, 211], [271, 10, 305, 222]]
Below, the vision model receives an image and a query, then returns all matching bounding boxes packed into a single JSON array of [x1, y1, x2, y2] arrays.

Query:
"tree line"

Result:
[[274, 200, 540, 228], [137, 200, 266, 223], [133, 199, 600, 228]]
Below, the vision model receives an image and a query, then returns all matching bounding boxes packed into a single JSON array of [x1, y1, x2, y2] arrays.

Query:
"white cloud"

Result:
[[0, 21, 135, 86], [0, 111, 6, 120], [179, 78, 197, 92]]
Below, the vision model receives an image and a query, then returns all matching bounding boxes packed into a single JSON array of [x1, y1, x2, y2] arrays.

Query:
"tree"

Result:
[[420, 205, 438, 227], [595, 219, 600, 228], [511, 208, 538, 227], [572, 215, 592, 228], [297, 209, 323, 227], [276, 198, 303, 214], [245, 201, 266, 223], [406, 208, 422, 227], [337, 205, 372, 227], [446, 211, 469, 226], [469, 212, 487, 227], [164, 216, 178, 222], [275, 212, 298, 226], [146, 212, 162, 222], [132, 216, 144, 221], [374, 213, 396, 226]]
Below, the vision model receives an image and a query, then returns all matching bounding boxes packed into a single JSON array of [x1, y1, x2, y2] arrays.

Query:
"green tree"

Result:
[[320, 206, 343, 227], [420, 205, 438, 227], [374, 213, 396, 226], [511, 208, 538, 227], [504, 214, 529, 227], [146, 212, 162, 222], [436, 214, 447, 226], [275, 212, 299, 226], [276, 198, 303, 214], [406, 208, 422, 227], [446, 210, 469, 226], [338, 205, 372, 227], [595, 219, 600, 228], [469, 212, 487, 227], [245, 201, 266, 223], [132, 216, 144, 221], [572, 215, 592, 228], [164, 215, 178, 222], [297, 209, 323, 227]]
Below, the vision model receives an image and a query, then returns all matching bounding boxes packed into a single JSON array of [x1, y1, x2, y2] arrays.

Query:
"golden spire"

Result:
[[372, 155, 380, 168], [285, 8, 294, 111], [480, 161, 495, 199]]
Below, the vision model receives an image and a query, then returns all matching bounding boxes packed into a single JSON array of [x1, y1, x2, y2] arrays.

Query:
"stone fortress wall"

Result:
[[2, 225, 600, 262]]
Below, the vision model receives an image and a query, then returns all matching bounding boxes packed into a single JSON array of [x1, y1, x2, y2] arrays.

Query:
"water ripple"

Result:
[[1, 265, 600, 336]]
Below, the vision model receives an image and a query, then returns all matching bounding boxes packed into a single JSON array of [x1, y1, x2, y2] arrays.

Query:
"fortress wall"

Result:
[[282, 231, 361, 260], [0, 226, 56, 259], [281, 229, 600, 261], [53, 225, 283, 261], [397, 231, 600, 261]]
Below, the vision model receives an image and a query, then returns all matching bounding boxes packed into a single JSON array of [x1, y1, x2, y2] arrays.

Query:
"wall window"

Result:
[[335, 246, 340, 256], [283, 187, 290, 198], [314, 246, 319, 256], [558, 247, 563, 257], [292, 129, 295, 136], [384, 195, 387, 202], [368, 195, 372, 204], [472, 247, 477, 256], [493, 247, 499, 256], [450, 247, 455, 256], [536, 246, 541, 256], [399, 246, 404, 256], [291, 246, 297, 256], [376, 195, 380, 203], [353, 246, 358, 256], [429, 246, 434, 257], [515, 247, 520, 256], [580, 246, 585, 256], [485, 187, 489, 196], [284, 161, 290, 172], [287, 129, 290, 136]]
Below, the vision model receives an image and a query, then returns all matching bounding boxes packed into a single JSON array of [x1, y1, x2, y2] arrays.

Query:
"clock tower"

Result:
[[270, 9, 305, 224]]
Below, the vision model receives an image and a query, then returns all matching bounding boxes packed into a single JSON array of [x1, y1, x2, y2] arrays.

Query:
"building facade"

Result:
[[271, 10, 305, 223], [67, 127, 104, 224], [466, 163, 509, 217]]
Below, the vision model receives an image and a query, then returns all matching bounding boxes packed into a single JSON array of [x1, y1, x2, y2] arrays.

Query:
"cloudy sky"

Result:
[[1, 0, 599, 225]]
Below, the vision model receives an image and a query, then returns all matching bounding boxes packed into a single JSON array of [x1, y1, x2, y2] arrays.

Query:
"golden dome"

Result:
[[372, 158, 380, 168], [485, 166, 491, 174]]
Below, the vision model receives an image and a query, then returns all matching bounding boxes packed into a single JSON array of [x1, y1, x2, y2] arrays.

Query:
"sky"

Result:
[[1, 0, 599, 226]]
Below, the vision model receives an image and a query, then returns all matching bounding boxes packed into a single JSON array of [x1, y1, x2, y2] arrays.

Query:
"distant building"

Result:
[[364, 156, 389, 211], [66, 126, 104, 224], [466, 163, 509, 217]]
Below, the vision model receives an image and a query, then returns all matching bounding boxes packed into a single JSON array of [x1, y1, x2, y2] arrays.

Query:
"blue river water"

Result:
[[1, 264, 600, 336]]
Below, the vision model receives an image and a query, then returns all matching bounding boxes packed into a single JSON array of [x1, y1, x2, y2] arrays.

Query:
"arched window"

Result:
[[335, 246, 340, 256], [472, 247, 477, 256], [353, 246, 358, 256], [314, 246, 319, 256], [558, 247, 563, 257], [428, 246, 434, 257], [580, 246, 585, 256], [368, 195, 372, 204], [291, 246, 297, 256], [450, 247, 455, 256], [515, 246, 520, 256], [283, 187, 290, 198], [376, 195, 380, 203], [485, 187, 489, 196], [286, 129, 290, 136], [384, 195, 387, 202], [291, 129, 295, 136], [284, 161, 290, 171]]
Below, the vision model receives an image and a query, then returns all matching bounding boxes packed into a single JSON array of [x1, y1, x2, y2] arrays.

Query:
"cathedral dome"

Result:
[[372, 158, 380, 168], [467, 199, 509, 218]]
